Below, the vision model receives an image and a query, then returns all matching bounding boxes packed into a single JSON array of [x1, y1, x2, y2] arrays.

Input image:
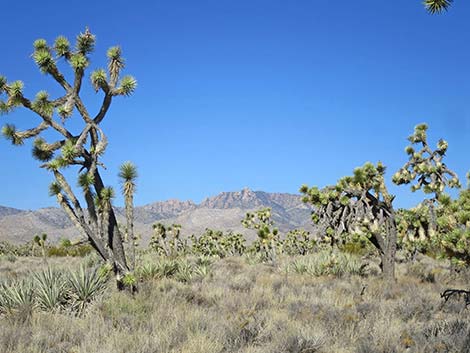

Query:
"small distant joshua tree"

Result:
[[119, 162, 138, 269], [283, 228, 316, 256], [33, 233, 48, 262], [242, 207, 281, 263], [150, 223, 186, 257], [0, 29, 137, 288]]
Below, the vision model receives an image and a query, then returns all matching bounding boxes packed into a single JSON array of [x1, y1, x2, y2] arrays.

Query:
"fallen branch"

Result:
[[441, 289, 470, 307]]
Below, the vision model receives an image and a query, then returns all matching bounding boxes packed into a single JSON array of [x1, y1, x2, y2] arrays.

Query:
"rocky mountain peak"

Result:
[[200, 187, 264, 209]]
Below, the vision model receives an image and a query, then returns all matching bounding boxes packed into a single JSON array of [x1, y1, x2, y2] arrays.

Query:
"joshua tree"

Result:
[[301, 162, 397, 280], [283, 228, 316, 256], [190, 229, 246, 257], [393, 124, 460, 255], [242, 208, 281, 263], [150, 223, 186, 257], [436, 176, 470, 266], [118, 162, 138, 269], [0, 30, 137, 287], [33, 233, 48, 263]]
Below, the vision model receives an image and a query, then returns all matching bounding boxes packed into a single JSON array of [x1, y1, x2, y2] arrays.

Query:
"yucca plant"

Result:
[[174, 261, 193, 283], [195, 256, 213, 267], [136, 263, 160, 281], [68, 266, 109, 314], [0, 279, 35, 316], [33, 268, 68, 311], [193, 263, 211, 279], [156, 259, 180, 278], [287, 251, 366, 278], [289, 259, 309, 275], [121, 273, 137, 289]]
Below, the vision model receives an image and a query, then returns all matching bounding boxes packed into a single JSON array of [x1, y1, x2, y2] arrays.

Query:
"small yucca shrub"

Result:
[[287, 251, 366, 277], [68, 266, 108, 314], [136, 263, 160, 281], [156, 259, 180, 278], [0, 279, 35, 317], [193, 263, 211, 279], [174, 261, 193, 283], [33, 268, 68, 311]]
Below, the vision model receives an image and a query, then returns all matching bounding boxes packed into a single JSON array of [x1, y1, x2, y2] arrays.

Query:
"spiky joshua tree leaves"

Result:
[[301, 162, 397, 280], [0, 29, 137, 288], [393, 124, 460, 197], [424, 0, 453, 14]]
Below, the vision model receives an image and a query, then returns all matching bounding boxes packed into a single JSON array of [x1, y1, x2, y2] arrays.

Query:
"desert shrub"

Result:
[[405, 261, 437, 283], [280, 331, 325, 353], [0, 254, 17, 263], [340, 239, 375, 256], [414, 319, 470, 353], [136, 257, 212, 284], [47, 243, 93, 257], [0, 241, 35, 257], [287, 250, 367, 277]]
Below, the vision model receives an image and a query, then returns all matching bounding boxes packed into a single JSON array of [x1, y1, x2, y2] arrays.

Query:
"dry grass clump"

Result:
[[1, 254, 470, 352]]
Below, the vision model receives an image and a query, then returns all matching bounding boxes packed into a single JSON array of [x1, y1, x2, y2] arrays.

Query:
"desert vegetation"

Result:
[[1, 1, 470, 352]]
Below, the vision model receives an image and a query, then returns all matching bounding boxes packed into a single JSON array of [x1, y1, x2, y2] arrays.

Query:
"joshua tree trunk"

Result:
[[369, 216, 397, 281], [379, 232, 397, 281]]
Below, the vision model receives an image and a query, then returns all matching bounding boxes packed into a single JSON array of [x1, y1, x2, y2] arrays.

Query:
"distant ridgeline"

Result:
[[0, 189, 313, 244]]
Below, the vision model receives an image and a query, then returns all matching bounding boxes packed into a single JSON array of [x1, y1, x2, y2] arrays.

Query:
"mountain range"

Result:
[[0, 188, 314, 244]]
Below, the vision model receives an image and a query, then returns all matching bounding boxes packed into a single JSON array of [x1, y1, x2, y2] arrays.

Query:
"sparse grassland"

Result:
[[1, 252, 470, 353]]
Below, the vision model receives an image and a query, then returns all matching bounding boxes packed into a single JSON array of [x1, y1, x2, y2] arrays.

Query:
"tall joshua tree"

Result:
[[0, 29, 137, 286], [393, 127, 470, 267], [393, 124, 460, 239], [301, 162, 397, 280], [119, 161, 138, 269]]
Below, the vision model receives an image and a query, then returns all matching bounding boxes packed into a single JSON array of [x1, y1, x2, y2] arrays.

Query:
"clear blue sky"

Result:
[[1, 0, 469, 210]]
